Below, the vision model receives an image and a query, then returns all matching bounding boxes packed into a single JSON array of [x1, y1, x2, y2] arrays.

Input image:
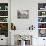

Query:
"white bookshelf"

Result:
[[0, 2, 9, 46], [38, 3, 46, 37], [0, 3, 8, 38]]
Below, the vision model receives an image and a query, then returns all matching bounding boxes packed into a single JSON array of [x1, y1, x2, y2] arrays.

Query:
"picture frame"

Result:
[[17, 10, 29, 19]]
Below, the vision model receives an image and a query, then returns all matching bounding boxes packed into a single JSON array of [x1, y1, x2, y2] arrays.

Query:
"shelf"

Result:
[[38, 10, 46, 11], [0, 10, 8, 11], [38, 22, 46, 23], [0, 22, 8, 23], [38, 16, 46, 17], [0, 16, 8, 17], [38, 28, 46, 29]]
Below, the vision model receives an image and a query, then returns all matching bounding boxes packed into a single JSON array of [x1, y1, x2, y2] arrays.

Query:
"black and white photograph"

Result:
[[17, 10, 29, 19]]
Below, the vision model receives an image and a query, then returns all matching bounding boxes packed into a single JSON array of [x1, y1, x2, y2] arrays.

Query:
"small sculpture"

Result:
[[29, 25, 35, 30], [11, 23, 16, 30]]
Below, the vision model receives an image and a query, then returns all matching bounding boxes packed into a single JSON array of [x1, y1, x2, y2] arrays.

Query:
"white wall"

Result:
[[11, 0, 38, 30], [11, 0, 46, 46], [11, 0, 46, 30]]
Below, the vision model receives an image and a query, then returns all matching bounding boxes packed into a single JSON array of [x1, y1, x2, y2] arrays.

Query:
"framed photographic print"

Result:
[[17, 10, 29, 19]]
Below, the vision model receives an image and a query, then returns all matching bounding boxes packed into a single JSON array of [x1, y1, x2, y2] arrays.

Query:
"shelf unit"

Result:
[[38, 3, 46, 37], [0, 3, 8, 37]]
